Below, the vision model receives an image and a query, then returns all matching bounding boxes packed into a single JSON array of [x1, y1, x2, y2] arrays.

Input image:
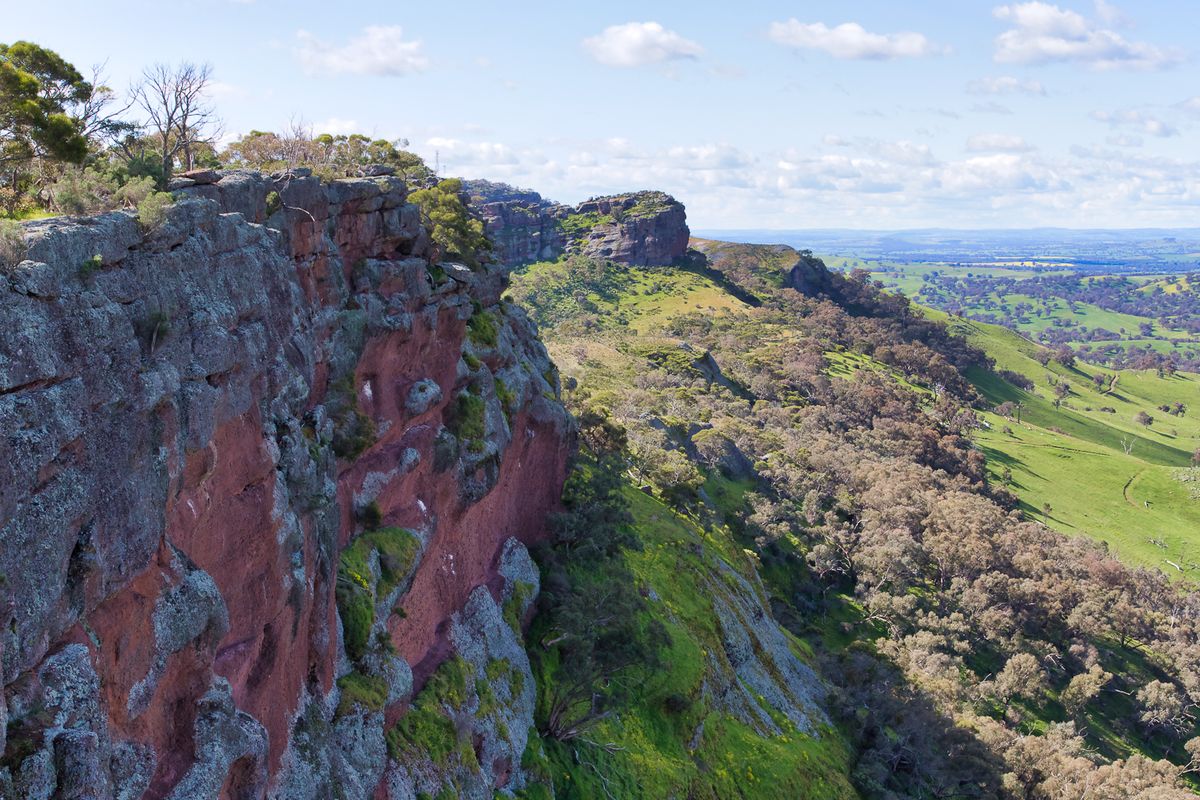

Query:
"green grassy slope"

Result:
[[929, 312, 1200, 577], [528, 486, 857, 800], [510, 257, 860, 799]]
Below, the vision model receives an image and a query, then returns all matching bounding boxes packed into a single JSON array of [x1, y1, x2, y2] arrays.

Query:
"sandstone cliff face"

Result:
[[478, 190, 690, 268], [0, 170, 571, 799]]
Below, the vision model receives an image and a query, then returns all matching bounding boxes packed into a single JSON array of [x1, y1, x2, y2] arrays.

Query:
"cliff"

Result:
[[0, 170, 572, 799], [477, 189, 690, 267]]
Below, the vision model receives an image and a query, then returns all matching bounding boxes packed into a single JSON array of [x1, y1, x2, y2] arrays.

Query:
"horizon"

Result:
[[6, 0, 1200, 230]]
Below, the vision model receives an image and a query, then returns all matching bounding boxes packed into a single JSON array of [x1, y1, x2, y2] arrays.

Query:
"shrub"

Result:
[[0, 220, 25, 267], [50, 167, 117, 215], [408, 178, 492, 269], [115, 176, 157, 209], [446, 390, 486, 452], [79, 254, 102, 279], [136, 191, 174, 231], [467, 309, 499, 348]]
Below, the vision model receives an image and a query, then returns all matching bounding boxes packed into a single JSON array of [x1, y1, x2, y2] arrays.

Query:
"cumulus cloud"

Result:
[[582, 22, 703, 67], [966, 75, 1045, 95], [1091, 109, 1177, 137], [767, 20, 943, 59], [967, 133, 1036, 152], [295, 26, 429, 76], [992, 2, 1180, 70]]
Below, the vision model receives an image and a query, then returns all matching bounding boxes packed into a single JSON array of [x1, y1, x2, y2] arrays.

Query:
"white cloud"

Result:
[[295, 26, 429, 76], [312, 117, 359, 136], [582, 22, 703, 68], [992, 2, 1180, 70], [206, 80, 247, 100], [767, 20, 944, 60], [967, 133, 1035, 152], [966, 75, 1045, 95], [1180, 97, 1200, 115], [1091, 109, 1177, 137]]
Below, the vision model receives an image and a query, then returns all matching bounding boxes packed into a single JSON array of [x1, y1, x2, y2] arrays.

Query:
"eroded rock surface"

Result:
[[0, 170, 572, 798], [478, 189, 690, 268]]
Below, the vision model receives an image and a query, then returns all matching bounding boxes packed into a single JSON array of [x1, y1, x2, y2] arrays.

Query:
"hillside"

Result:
[[508, 228, 1200, 798]]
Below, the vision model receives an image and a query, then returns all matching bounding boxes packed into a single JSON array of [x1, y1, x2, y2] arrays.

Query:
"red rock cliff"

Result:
[[0, 169, 572, 799]]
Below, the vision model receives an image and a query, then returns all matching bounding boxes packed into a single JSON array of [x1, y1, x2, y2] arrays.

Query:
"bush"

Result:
[[408, 178, 492, 269], [50, 167, 117, 215], [467, 308, 499, 348], [136, 191, 174, 231], [446, 390, 486, 452], [0, 220, 25, 267], [115, 176, 157, 209]]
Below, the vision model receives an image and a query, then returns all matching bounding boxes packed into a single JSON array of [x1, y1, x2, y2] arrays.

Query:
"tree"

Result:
[[1137, 680, 1189, 736], [130, 61, 219, 183], [408, 178, 492, 268], [992, 652, 1047, 703], [1135, 410, 1154, 427], [1061, 665, 1111, 719], [0, 41, 90, 174]]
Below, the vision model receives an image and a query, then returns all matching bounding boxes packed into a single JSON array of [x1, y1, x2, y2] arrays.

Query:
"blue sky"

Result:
[[7, 0, 1200, 228]]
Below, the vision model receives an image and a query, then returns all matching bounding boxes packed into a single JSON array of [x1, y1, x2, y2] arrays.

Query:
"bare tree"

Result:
[[77, 63, 136, 146], [131, 62, 220, 182]]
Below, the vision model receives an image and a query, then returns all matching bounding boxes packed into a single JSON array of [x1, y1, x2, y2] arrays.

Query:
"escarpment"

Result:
[[0, 170, 572, 798], [476, 185, 690, 267]]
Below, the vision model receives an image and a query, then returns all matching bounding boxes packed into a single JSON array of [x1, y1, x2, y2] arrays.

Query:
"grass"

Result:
[[530, 481, 858, 800], [922, 312, 1200, 577], [336, 671, 389, 717], [387, 656, 471, 766]]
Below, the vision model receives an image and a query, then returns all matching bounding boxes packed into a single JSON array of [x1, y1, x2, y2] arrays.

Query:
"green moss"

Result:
[[336, 527, 420, 661], [495, 377, 517, 424], [463, 351, 482, 371], [387, 656, 472, 765], [468, 309, 499, 348], [336, 671, 389, 717], [265, 190, 281, 216], [503, 581, 535, 633]]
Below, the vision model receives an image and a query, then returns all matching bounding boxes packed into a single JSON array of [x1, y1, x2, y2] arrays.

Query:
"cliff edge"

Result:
[[0, 170, 572, 799]]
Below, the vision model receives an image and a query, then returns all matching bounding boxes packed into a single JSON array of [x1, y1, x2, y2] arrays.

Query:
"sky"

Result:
[[6, 0, 1200, 229]]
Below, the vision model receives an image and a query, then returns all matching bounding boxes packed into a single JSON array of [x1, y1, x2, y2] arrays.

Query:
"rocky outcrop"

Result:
[[477, 200, 566, 267], [478, 190, 690, 268], [0, 169, 572, 798], [568, 191, 690, 266]]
